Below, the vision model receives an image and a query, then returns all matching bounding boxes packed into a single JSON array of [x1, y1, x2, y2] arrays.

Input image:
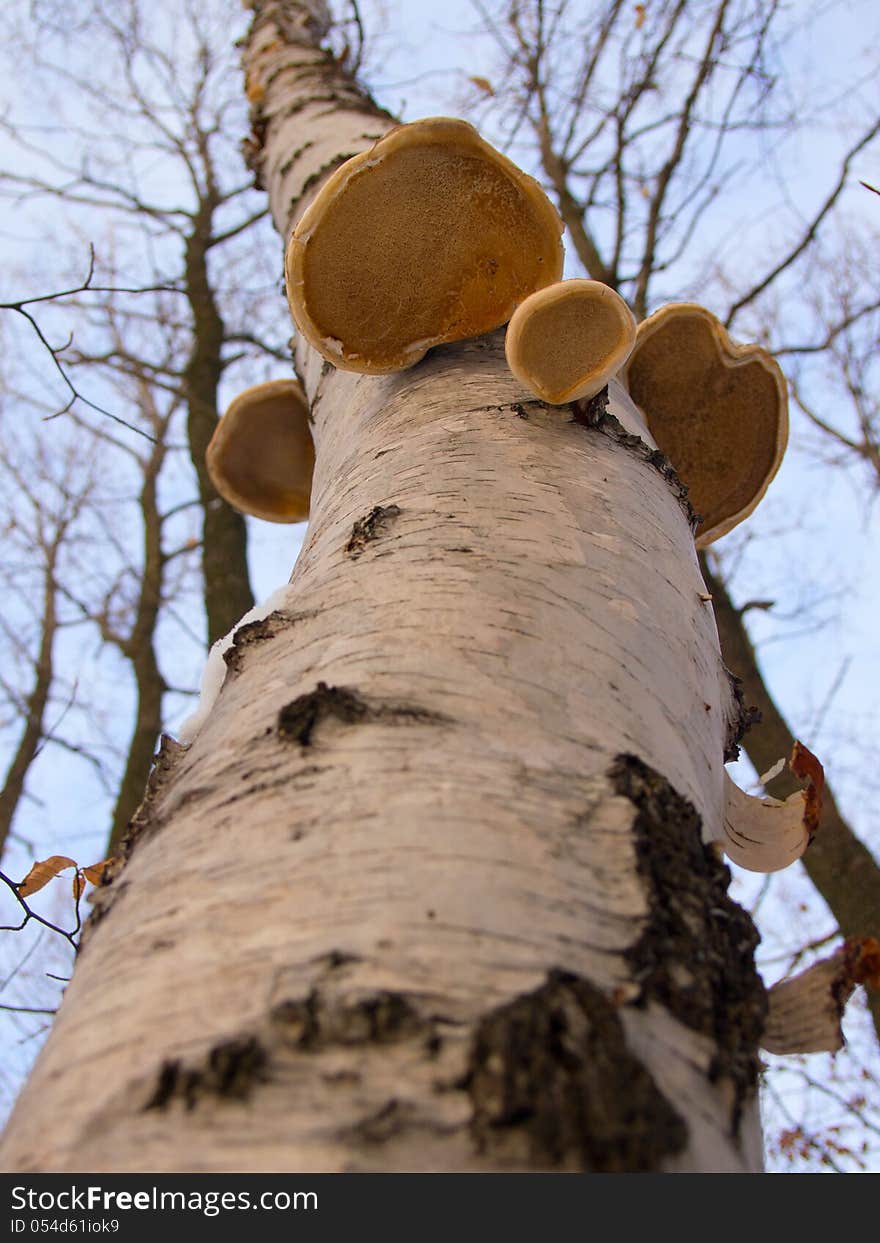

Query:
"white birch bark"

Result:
[[0, 1, 766, 1173]]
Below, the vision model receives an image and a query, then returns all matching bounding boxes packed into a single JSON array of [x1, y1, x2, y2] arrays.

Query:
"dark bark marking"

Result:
[[271, 988, 427, 1051], [321, 948, 362, 971], [278, 682, 368, 745], [299, 151, 361, 199], [144, 1036, 268, 1112], [278, 682, 445, 747], [223, 608, 316, 675], [610, 754, 765, 1134], [572, 388, 699, 532], [465, 969, 686, 1171], [346, 504, 402, 557], [278, 140, 314, 177], [466, 401, 540, 418], [723, 668, 761, 762], [343, 1099, 412, 1146]]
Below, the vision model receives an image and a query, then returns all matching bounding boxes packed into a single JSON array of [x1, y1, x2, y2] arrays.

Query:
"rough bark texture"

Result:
[[0, 1, 765, 1172], [702, 554, 880, 1038]]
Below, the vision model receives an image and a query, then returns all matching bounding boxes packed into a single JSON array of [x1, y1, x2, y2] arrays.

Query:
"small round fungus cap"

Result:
[[619, 303, 788, 547], [285, 117, 564, 374], [504, 279, 637, 404], [206, 379, 313, 524]]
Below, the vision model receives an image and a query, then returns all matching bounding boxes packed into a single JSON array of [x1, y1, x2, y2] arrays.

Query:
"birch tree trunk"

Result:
[[0, 1, 766, 1173]]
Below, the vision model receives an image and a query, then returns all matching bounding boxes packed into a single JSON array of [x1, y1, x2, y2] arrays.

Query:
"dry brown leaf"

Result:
[[846, 936, 880, 989], [469, 76, 495, 96], [245, 77, 265, 104], [72, 872, 85, 902], [81, 859, 112, 886], [17, 856, 79, 898], [790, 739, 824, 840], [635, 4, 647, 30]]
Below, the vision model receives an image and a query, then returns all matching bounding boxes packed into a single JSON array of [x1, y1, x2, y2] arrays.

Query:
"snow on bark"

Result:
[[0, 1, 765, 1172]]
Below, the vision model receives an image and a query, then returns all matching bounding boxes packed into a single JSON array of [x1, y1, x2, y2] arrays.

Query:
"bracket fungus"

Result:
[[285, 117, 564, 373], [504, 279, 637, 404], [206, 379, 314, 524], [619, 304, 788, 547], [721, 741, 824, 874]]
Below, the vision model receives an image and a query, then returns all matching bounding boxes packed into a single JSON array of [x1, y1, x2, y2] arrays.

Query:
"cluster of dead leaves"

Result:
[[16, 855, 111, 903]]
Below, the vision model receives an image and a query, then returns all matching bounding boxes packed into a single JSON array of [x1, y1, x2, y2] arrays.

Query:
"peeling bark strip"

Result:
[[611, 755, 765, 1132], [466, 970, 687, 1171], [764, 936, 880, 1055], [345, 504, 402, 557], [277, 681, 444, 746], [145, 1036, 269, 1111]]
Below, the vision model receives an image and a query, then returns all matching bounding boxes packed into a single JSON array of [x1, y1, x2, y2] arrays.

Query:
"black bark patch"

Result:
[[466, 401, 543, 418], [299, 152, 360, 198], [346, 504, 402, 557], [144, 1036, 268, 1112], [278, 682, 367, 745], [465, 969, 686, 1171], [723, 668, 761, 762], [343, 1099, 411, 1146], [610, 754, 765, 1133], [278, 140, 314, 178], [223, 609, 315, 675], [278, 681, 443, 747], [321, 948, 362, 971], [572, 389, 698, 533], [271, 989, 427, 1051]]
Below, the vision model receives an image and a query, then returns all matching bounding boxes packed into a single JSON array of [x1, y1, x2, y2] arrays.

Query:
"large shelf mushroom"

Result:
[[619, 303, 789, 548], [206, 378, 314, 523], [285, 117, 565, 374], [504, 279, 637, 404]]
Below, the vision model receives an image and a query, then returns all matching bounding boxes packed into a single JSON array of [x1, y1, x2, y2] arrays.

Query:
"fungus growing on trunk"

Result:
[[206, 379, 314, 523], [619, 304, 788, 547], [504, 279, 637, 404], [285, 117, 564, 373]]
